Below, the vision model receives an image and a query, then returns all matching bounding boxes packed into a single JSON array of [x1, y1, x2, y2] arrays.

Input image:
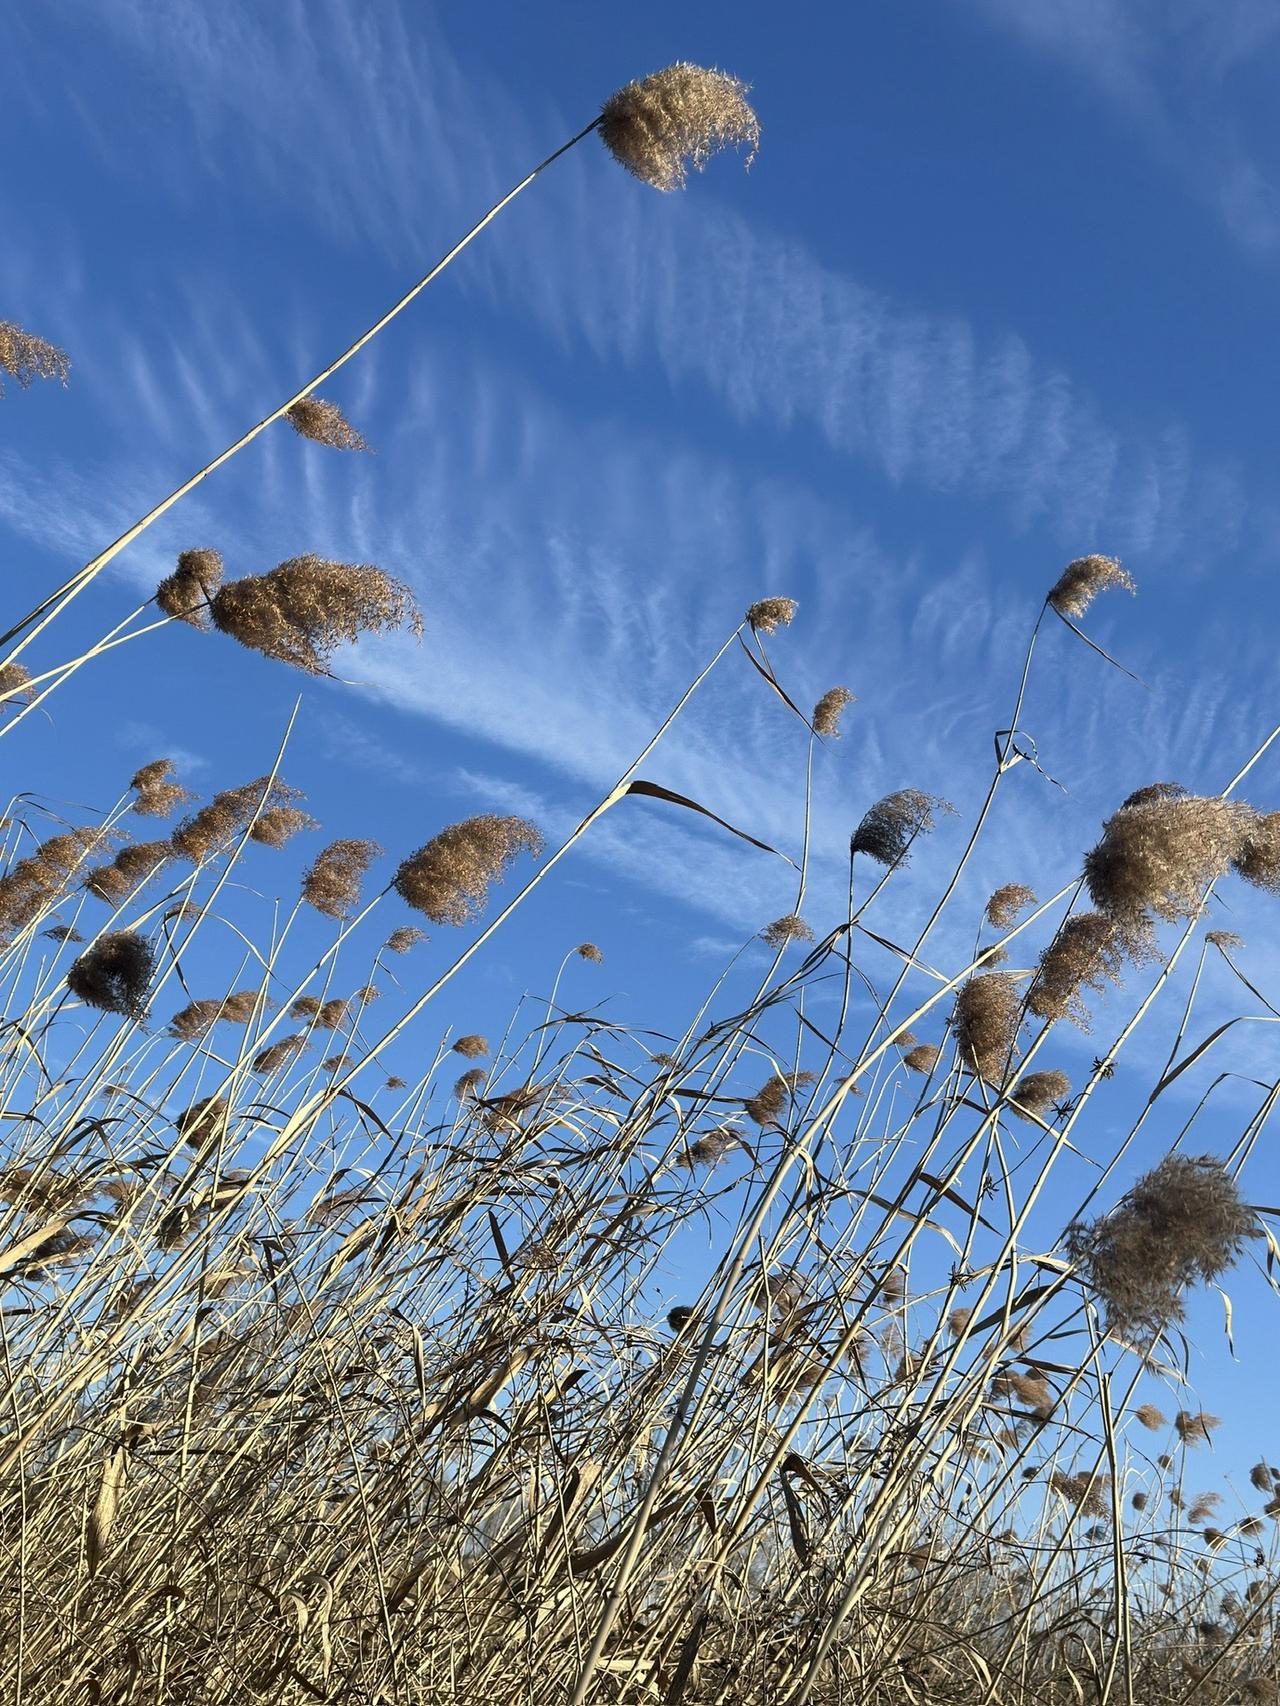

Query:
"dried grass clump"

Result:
[[252, 1035, 307, 1075], [84, 841, 171, 906], [1175, 1410, 1222, 1446], [0, 827, 107, 941], [744, 1071, 814, 1126], [1084, 790, 1254, 926], [1027, 912, 1138, 1028], [986, 883, 1036, 929], [453, 1068, 486, 1101], [129, 759, 193, 818], [1134, 1403, 1167, 1430], [1046, 554, 1135, 617], [43, 923, 83, 943], [760, 913, 814, 949], [393, 815, 543, 926], [745, 597, 796, 634], [575, 942, 604, 963], [156, 548, 224, 626], [384, 925, 426, 954], [1066, 1155, 1258, 1342], [0, 662, 35, 707], [852, 789, 953, 866], [169, 991, 260, 1040], [903, 1042, 941, 1075], [301, 838, 382, 918], [813, 686, 855, 737], [453, 1035, 489, 1059], [285, 396, 369, 451], [0, 320, 70, 392], [1233, 810, 1280, 894], [1009, 1069, 1071, 1121], [209, 555, 422, 675], [170, 777, 302, 862], [598, 63, 759, 192], [1049, 1468, 1112, 1518], [951, 972, 1021, 1082], [175, 1097, 228, 1147], [680, 1127, 742, 1168], [66, 931, 155, 1019]]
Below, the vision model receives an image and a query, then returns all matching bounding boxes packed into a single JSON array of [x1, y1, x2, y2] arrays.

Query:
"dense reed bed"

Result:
[[2, 58, 1278, 1706]]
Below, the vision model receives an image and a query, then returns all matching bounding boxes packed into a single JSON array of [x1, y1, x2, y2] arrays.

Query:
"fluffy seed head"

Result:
[[1084, 790, 1253, 925], [951, 972, 1021, 1083], [129, 759, 193, 819], [598, 63, 759, 192], [209, 555, 422, 674], [0, 321, 70, 392], [84, 840, 172, 906], [252, 1035, 308, 1075], [170, 777, 302, 863], [1047, 554, 1135, 618], [1027, 911, 1145, 1028], [575, 942, 604, 963], [285, 396, 369, 451], [1066, 1154, 1258, 1342], [0, 662, 35, 708], [1010, 1069, 1071, 1121], [66, 931, 155, 1020], [1175, 1410, 1222, 1446], [384, 925, 426, 955], [1233, 811, 1280, 894], [169, 991, 260, 1040], [453, 1034, 489, 1059], [852, 789, 954, 866], [43, 923, 83, 943], [813, 686, 855, 738], [986, 883, 1036, 929], [903, 1042, 941, 1075], [0, 827, 107, 940], [175, 1096, 228, 1146], [681, 1126, 742, 1167], [745, 596, 796, 634], [1134, 1403, 1167, 1430], [156, 548, 224, 626], [744, 1071, 814, 1126], [760, 913, 814, 950], [301, 837, 382, 918], [392, 815, 543, 926], [454, 1068, 486, 1101], [245, 805, 317, 849]]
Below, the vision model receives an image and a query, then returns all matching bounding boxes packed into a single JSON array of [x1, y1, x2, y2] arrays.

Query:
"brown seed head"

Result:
[[209, 554, 422, 674], [252, 1035, 308, 1075], [170, 776, 302, 862], [175, 1096, 228, 1147], [903, 1042, 941, 1075], [986, 883, 1037, 929], [1027, 911, 1146, 1028], [66, 931, 155, 1020], [598, 63, 759, 192], [169, 991, 261, 1040], [813, 686, 855, 737], [1066, 1154, 1258, 1342], [575, 941, 604, 963], [0, 320, 70, 392], [301, 837, 382, 918], [392, 814, 543, 926], [384, 924, 426, 954], [129, 758, 193, 818], [951, 972, 1021, 1083], [385, 1075, 406, 1090], [745, 596, 797, 634], [680, 1126, 741, 1167], [156, 548, 224, 626], [1046, 554, 1135, 617], [1188, 1492, 1222, 1524], [1048, 1468, 1111, 1518], [0, 826, 108, 940], [852, 788, 954, 866], [1249, 1461, 1276, 1493], [453, 1068, 486, 1101], [1085, 790, 1254, 925], [453, 1034, 489, 1059], [1134, 1403, 1167, 1430], [1131, 1491, 1148, 1511], [1233, 810, 1280, 894], [1009, 1069, 1071, 1121], [43, 923, 83, 943], [760, 913, 815, 950], [0, 662, 35, 708], [285, 396, 369, 451], [248, 805, 317, 849], [1175, 1410, 1222, 1446], [84, 840, 171, 907]]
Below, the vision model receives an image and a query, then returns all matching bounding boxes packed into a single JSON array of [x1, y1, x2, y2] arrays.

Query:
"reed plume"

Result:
[[0, 826, 108, 941], [745, 596, 797, 634], [65, 931, 155, 1019], [452, 1035, 489, 1059], [384, 924, 426, 954], [852, 788, 953, 866], [1233, 810, 1280, 894], [252, 1035, 308, 1074], [208, 555, 422, 674], [903, 1042, 941, 1074], [680, 1127, 742, 1167], [174, 1098, 228, 1146], [169, 992, 261, 1041], [0, 320, 70, 393], [392, 815, 543, 926], [453, 1068, 486, 1100], [155, 548, 223, 626], [1027, 911, 1144, 1027], [1046, 554, 1135, 617], [985, 883, 1036, 928], [300, 838, 382, 918], [598, 63, 759, 192], [0, 662, 35, 707], [1084, 789, 1253, 925], [813, 686, 855, 737], [1175, 1410, 1222, 1445], [170, 777, 302, 862], [760, 913, 814, 949], [951, 972, 1021, 1082], [1009, 1069, 1071, 1121], [129, 759, 193, 818], [83, 840, 171, 907], [285, 396, 369, 451], [575, 942, 604, 963]]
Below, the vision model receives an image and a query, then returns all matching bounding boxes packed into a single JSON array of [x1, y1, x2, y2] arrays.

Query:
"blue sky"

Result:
[[4, 0, 1280, 1483]]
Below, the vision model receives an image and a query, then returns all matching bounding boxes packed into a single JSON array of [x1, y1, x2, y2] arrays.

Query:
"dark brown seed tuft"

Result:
[[285, 396, 370, 451], [598, 64, 760, 192], [985, 883, 1037, 929], [156, 548, 224, 626], [301, 838, 382, 918], [759, 913, 814, 950], [1046, 554, 1135, 617], [852, 789, 954, 866], [575, 941, 604, 963], [813, 686, 855, 737], [384, 925, 426, 955], [745, 597, 797, 634], [209, 555, 422, 675], [951, 972, 1021, 1083], [175, 1096, 228, 1147], [66, 931, 155, 1019], [392, 815, 543, 926], [1233, 810, 1280, 894], [43, 923, 83, 943], [1066, 1154, 1258, 1342], [0, 320, 70, 393], [680, 1126, 741, 1167], [252, 1035, 308, 1075], [1134, 1403, 1167, 1430]]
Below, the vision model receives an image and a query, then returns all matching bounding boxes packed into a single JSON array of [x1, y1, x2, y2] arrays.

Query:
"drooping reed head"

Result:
[[985, 883, 1036, 929], [744, 1071, 814, 1126], [392, 815, 543, 926], [169, 991, 261, 1041], [0, 320, 70, 393], [852, 788, 953, 867], [300, 838, 382, 919], [1175, 1409, 1222, 1446], [129, 759, 193, 819], [247, 805, 316, 849], [1084, 789, 1253, 925], [1046, 554, 1135, 618], [208, 555, 422, 674], [65, 931, 155, 1020], [453, 1067, 486, 1101], [0, 662, 35, 707], [575, 941, 604, 963], [951, 971, 1021, 1082], [1233, 810, 1280, 895], [285, 396, 369, 451], [1133, 1403, 1166, 1430], [745, 596, 797, 634], [1009, 1069, 1071, 1121], [903, 1042, 941, 1075], [1027, 911, 1140, 1027], [0, 826, 108, 941], [598, 64, 759, 192], [384, 925, 426, 954], [156, 549, 224, 627], [813, 686, 855, 738], [84, 840, 172, 907], [680, 1126, 742, 1167], [1065, 1153, 1258, 1342], [170, 777, 302, 862], [759, 913, 814, 950], [290, 995, 351, 1030], [174, 1096, 228, 1147], [452, 1034, 489, 1059], [252, 1035, 308, 1075]]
